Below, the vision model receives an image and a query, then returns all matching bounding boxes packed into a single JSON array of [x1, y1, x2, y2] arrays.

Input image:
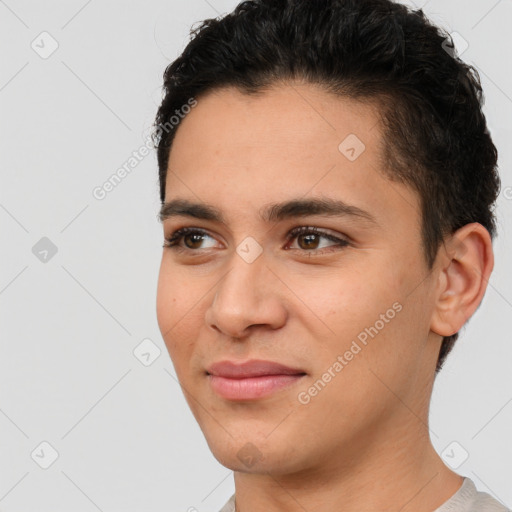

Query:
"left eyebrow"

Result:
[[159, 197, 378, 226], [261, 197, 378, 225]]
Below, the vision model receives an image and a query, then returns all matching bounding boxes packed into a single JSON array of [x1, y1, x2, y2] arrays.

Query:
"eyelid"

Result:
[[287, 225, 349, 244], [163, 225, 350, 254], [163, 226, 223, 250], [284, 226, 350, 253]]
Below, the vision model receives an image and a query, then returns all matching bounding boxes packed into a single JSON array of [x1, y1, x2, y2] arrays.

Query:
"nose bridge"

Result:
[[206, 246, 286, 337], [214, 249, 266, 315]]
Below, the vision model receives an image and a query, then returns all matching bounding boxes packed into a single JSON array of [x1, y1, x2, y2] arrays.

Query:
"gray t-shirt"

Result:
[[218, 477, 510, 512]]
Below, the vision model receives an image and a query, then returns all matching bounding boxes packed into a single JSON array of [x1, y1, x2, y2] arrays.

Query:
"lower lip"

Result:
[[208, 374, 305, 400]]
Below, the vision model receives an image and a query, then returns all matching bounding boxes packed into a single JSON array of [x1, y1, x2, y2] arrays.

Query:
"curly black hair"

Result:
[[153, 0, 500, 372]]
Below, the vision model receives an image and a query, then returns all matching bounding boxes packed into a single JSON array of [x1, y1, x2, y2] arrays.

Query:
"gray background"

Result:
[[1, 0, 511, 510]]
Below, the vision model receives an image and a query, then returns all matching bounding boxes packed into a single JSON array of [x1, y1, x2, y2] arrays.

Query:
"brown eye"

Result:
[[183, 232, 207, 249], [297, 233, 322, 250], [163, 228, 218, 251], [287, 226, 349, 254]]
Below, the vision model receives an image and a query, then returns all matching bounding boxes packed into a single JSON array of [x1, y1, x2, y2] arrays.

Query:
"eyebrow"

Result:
[[159, 197, 378, 226]]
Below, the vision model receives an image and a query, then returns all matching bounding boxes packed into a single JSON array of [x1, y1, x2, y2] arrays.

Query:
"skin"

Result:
[[156, 82, 494, 512]]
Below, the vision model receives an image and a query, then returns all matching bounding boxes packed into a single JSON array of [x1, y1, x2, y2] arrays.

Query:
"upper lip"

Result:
[[206, 359, 306, 379]]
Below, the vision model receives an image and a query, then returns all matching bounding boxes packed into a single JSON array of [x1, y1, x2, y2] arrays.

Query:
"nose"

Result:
[[204, 251, 288, 339]]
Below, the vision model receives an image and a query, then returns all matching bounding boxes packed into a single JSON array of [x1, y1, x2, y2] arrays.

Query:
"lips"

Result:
[[206, 359, 306, 400], [207, 359, 306, 378]]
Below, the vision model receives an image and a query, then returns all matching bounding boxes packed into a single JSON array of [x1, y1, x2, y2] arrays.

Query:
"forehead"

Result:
[[165, 83, 419, 231], [169, 83, 380, 169]]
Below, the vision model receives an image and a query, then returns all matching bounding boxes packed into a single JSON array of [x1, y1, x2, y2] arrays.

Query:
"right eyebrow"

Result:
[[159, 199, 226, 223]]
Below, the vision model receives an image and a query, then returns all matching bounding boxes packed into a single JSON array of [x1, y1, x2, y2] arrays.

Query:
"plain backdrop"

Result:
[[1, 0, 511, 510]]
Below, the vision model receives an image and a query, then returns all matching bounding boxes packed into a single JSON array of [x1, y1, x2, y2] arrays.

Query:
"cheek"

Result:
[[316, 269, 391, 335], [156, 262, 197, 356], [315, 262, 418, 363], [155, 271, 176, 338], [156, 257, 201, 323]]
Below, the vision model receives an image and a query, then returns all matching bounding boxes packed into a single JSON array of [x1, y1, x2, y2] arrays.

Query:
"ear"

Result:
[[430, 223, 494, 337]]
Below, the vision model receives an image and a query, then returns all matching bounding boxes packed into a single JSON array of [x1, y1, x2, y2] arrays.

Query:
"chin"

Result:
[[202, 429, 307, 475]]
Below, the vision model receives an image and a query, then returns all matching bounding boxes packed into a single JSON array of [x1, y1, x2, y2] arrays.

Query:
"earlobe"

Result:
[[430, 223, 494, 337]]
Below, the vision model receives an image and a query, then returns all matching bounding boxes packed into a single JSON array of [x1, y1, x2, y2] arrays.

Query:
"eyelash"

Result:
[[162, 226, 349, 256]]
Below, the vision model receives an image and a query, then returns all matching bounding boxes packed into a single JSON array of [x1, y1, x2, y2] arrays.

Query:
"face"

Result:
[[156, 83, 442, 475]]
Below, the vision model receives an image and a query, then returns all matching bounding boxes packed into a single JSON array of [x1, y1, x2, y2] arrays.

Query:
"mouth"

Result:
[[206, 359, 307, 401]]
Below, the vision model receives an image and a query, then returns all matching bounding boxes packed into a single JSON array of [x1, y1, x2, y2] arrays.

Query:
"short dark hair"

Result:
[[153, 0, 500, 372]]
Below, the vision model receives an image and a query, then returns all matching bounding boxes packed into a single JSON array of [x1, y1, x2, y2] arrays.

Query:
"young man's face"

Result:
[[156, 83, 443, 474]]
